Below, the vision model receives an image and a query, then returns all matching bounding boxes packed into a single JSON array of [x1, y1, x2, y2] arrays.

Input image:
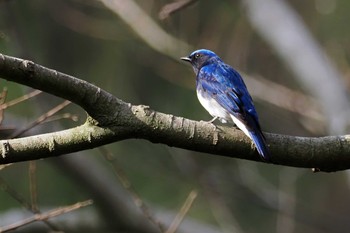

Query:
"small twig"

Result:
[[0, 175, 33, 210], [100, 0, 190, 58], [159, 0, 198, 20], [42, 113, 79, 124], [0, 199, 93, 232], [0, 90, 42, 111], [0, 88, 7, 104], [10, 100, 71, 138], [0, 89, 42, 128], [0, 175, 61, 231], [0, 88, 8, 124], [99, 147, 166, 232], [165, 190, 197, 233], [29, 161, 38, 213]]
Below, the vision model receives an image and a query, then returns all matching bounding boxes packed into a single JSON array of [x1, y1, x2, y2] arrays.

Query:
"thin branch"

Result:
[[159, 0, 199, 20], [0, 175, 34, 211], [0, 53, 349, 172], [0, 88, 7, 124], [0, 199, 93, 232], [243, 0, 350, 134], [10, 100, 71, 138], [165, 190, 197, 233], [42, 113, 79, 123], [0, 90, 42, 111], [0, 175, 61, 231], [29, 161, 38, 213], [99, 0, 191, 58], [99, 147, 166, 232]]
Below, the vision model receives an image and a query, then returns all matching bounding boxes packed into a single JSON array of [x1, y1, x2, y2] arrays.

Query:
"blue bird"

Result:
[[181, 49, 270, 161]]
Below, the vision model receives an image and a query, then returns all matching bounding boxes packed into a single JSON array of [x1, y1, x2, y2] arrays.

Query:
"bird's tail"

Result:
[[249, 131, 270, 162]]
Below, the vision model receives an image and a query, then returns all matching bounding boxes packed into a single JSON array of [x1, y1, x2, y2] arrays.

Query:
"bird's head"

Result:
[[181, 49, 219, 74]]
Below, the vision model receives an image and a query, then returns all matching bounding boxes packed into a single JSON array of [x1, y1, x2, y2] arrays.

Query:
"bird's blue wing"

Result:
[[198, 63, 260, 128], [198, 79, 242, 114]]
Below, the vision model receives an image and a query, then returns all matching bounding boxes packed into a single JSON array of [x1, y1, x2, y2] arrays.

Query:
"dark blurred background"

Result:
[[0, 0, 349, 233]]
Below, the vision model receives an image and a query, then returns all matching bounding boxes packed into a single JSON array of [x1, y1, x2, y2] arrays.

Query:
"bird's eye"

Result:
[[195, 53, 201, 59]]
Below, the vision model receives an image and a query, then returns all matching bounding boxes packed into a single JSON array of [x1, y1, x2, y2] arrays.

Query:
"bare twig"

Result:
[[165, 190, 198, 233], [99, 0, 190, 58], [0, 88, 7, 104], [0, 175, 61, 231], [276, 168, 300, 233], [159, 0, 199, 20], [243, 0, 350, 134], [0, 175, 34, 210], [29, 161, 38, 213], [0, 90, 42, 111], [0, 88, 8, 124], [10, 100, 71, 138], [42, 113, 79, 123], [99, 147, 166, 232], [0, 199, 93, 232], [196, 165, 244, 233]]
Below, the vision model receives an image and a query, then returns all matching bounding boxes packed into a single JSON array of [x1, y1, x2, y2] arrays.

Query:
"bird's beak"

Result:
[[180, 57, 191, 63]]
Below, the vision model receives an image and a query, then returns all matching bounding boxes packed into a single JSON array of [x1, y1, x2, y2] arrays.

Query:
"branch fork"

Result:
[[0, 53, 349, 172]]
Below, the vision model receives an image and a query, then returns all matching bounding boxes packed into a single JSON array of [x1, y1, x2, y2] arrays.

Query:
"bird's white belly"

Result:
[[196, 89, 231, 122], [196, 89, 252, 139]]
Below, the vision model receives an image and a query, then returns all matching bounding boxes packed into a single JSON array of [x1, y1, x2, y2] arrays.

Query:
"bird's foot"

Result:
[[250, 141, 256, 150], [200, 117, 218, 131], [207, 116, 218, 124]]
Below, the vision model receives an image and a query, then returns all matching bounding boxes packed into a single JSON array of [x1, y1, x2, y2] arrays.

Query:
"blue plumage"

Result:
[[181, 49, 270, 161]]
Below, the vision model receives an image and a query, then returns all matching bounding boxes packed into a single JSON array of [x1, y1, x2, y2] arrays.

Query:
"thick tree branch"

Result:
[[0, 53, 124, 125], [0, 53, 349, 172]]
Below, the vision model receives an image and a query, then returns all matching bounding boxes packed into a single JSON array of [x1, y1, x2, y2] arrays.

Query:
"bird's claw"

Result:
[[250, 141, 255, 150], [200, 116, 218, 131], [207, 116, 218, 124]]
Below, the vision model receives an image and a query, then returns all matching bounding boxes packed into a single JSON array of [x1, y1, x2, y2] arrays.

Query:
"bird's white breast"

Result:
[[196, 89, 231, 123], [196, 88, 252, 140]]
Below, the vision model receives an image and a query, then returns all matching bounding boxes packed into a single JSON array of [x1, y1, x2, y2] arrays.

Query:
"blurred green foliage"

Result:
[[0, 1, 350, 233]]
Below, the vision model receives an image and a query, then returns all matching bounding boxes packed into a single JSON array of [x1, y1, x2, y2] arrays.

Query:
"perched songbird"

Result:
[[181, 49, 270, 161]]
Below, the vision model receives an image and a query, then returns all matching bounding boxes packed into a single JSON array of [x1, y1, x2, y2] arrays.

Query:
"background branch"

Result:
[[0, 200, 92, 232], [159, 0, 199, 20], [243, 0, 350, 134], [99, 0, 191, 58]]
